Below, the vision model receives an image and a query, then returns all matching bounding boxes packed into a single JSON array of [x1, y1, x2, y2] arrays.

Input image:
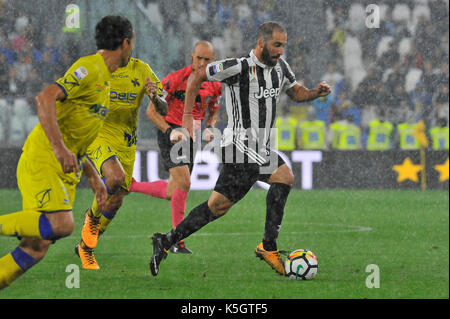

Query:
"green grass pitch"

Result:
[[0, 188, 448, 299]]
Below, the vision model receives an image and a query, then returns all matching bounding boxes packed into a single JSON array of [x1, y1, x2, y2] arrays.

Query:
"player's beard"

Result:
[[261, 44, 278, 67]]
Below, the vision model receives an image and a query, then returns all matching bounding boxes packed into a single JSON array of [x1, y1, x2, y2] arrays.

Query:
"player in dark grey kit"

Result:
[[150, 21, 331, 276]]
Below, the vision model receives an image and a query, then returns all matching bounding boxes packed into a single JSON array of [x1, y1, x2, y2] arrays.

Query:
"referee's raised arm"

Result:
[[182, 67, 209, 139]]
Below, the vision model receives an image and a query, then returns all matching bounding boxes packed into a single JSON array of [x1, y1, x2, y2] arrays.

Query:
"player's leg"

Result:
[[0, 211, 74, 289], [0, 237, 49, 289], [150, 162, 258, 276], [129, 178, 168, 199], [98, 188, 127, 236], [97, 146, 138, 236], [128, 125, 173, 199], [263, 163, 294, 251], [254, 159, 294, 276], [0, 146, 80, 288], [95, 156, 126, 233], [81, 145, 124, 250], [156, 190, 232, 250], [149, 190, 230, 276], [1, 154, 74, 240], [78, 155, 125, 269], [91, 156, 125, 217], [159, 163, 253, 250], [0, 210, 74, 241], [166, 165, 192, 253]]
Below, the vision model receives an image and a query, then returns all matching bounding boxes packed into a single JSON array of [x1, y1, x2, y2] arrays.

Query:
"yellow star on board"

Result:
[[392, 157, 423, 183], [434, 158, 449, 182]]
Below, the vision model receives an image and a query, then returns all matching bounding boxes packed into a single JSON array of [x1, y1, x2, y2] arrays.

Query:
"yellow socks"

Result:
[[99, 211, 116, 235], [90, 197, 117, 235], [0, 247, 38, 289], [90, 198, 103, 218]]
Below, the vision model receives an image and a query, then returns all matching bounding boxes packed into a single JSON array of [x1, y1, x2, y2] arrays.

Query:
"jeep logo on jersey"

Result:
[[254, 87, 280, 99]]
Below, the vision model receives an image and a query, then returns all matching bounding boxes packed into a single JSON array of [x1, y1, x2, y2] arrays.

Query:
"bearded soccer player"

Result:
[[74, 52, 166, 270], [128, 41, 221, 254], [149, 22, 331, 276], [0, 15, 134, 288]]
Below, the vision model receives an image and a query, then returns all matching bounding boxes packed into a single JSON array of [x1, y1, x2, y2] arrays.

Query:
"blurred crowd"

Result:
[[0, 0, 448, 150], [312, 0, 449, 149], [0, 0, 79, 143], [143, 0, 275, 68], [275, 0, 449, 151]]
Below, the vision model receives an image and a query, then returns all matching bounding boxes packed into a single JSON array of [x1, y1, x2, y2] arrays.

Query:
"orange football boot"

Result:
[[255, 242, 286, 276], [81, 209, 100, 249], [75, 241, 100, 270]]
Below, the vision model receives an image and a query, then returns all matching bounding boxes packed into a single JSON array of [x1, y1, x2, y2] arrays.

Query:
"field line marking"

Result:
[[0, 223, 372, 241]]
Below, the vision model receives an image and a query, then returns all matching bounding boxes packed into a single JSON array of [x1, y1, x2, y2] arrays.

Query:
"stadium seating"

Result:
[[9, 114, 26, 145], [405, 68, 423, 93]]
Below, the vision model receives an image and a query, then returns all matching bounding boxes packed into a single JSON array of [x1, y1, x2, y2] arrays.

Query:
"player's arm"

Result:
[[145, 100, 170, 133], [145, 77, 168, 115], [145, 79, 185, 143], [151, 95, 168, 116], [35, 84, 79, 174], [183, 68, 209, 138], [205, 106, 218, 128], [286, 82, 331, 103], [203, 105, 219, 143], [145, 101, 185, 143]]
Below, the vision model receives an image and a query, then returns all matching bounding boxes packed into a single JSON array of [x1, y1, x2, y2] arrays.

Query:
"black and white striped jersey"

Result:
[[206, 50, 297, 165]]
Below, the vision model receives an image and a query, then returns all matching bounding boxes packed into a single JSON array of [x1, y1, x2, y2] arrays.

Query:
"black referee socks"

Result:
[[166, 201, 220, 247], [263, 182, 291, 252]]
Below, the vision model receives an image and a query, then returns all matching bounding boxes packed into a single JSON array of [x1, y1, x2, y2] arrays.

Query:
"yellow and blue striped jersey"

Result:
[[95, 57, 163, 150], [23, 53, 111, 159]]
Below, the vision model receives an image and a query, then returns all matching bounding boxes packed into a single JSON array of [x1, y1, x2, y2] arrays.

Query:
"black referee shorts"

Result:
[[214, 146, 286, 204], [157, 123, 195, 172]]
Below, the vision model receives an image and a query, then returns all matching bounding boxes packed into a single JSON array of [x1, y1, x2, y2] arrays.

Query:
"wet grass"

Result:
[[0, 188, 448, 299]]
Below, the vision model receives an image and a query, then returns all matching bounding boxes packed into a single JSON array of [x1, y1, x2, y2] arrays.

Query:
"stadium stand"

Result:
[[0, 0, 448, 149]]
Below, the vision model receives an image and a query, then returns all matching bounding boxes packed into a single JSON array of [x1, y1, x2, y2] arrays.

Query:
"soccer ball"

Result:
[[284, 249, 318, 280]]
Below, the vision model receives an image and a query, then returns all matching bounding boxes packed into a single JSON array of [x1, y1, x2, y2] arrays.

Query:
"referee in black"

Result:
[[150, 21, 331, 276]]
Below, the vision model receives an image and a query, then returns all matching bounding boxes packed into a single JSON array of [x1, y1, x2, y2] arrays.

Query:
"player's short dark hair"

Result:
[[257, 21, 286, 42], [95, 15, 133, 50]]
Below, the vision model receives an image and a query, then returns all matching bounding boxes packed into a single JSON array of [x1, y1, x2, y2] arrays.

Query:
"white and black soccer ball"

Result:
[[284, 249, 318, 280]]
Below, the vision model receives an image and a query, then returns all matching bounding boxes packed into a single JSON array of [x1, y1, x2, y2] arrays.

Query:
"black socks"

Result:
[[263, 182, 291, 251], [166, 201, 220, 248], [163, 182, 291, 252]]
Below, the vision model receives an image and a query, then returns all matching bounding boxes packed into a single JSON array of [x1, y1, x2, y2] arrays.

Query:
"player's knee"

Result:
[[105, 173, 126, 193], [178, 179, 191, 192], [47, 213, 75, 239], [208, 200, 232, 217], [272, 166, 295, 186], [52, 221, 74, 238], [285, 170, 295, 186]]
